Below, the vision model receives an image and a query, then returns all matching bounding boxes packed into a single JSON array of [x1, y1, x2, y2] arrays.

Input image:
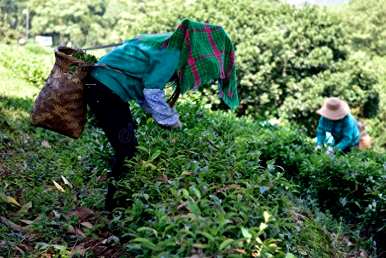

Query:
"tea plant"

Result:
[[1, 42, 384, 257]]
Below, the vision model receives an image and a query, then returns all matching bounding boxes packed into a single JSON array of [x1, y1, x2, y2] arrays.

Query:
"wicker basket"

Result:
[[31, 46, 91, 139]]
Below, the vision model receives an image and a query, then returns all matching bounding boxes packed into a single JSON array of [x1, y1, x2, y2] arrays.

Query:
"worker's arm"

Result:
[[335, 118, 356, 151], [139, 89, 181, 128], [316, 117, 327, 147]]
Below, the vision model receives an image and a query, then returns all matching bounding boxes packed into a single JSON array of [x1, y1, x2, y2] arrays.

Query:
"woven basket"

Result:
[[31, 46, 91, 138]]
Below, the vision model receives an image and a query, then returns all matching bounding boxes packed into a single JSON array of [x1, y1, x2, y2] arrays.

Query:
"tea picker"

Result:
[[31, 19, 239, 210], [314, 97, 361, 156]]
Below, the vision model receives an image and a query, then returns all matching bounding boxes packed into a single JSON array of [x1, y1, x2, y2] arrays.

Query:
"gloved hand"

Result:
[[314, 145, 322, 152], [326, 146, 334, 157]]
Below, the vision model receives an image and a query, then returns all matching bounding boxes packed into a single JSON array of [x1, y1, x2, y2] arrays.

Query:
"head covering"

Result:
[[136, 19, 239, 110], [317, 97, 350, 120]]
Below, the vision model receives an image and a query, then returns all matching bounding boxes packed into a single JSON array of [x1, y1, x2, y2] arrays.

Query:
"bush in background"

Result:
[[112, 0, 380, 132], [341, 0, 386, 57], [0, 43, 52, 87], [253, 124, 386, 255], [1, 0, 382, 137]]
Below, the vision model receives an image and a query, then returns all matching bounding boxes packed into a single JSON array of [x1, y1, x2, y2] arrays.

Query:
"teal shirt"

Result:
[[316, 114, 360, 151], [90, 36, 180, 102]]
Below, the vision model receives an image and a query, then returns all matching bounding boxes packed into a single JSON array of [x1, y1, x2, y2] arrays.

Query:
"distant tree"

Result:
[[343, 0, 386, 56], [0, 0, 28, 43], [27, 0, 110, 47], [111, 0, 379, 130]]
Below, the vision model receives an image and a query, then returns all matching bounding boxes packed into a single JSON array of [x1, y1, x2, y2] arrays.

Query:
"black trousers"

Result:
[[84, 76, 138, 210]]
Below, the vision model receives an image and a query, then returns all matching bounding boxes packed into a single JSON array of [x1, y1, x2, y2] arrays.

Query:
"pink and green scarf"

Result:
[[137, 19, 239, 110]]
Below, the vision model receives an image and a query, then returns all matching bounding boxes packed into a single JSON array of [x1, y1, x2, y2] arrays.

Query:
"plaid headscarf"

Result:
[[136, 19, 239, 110]]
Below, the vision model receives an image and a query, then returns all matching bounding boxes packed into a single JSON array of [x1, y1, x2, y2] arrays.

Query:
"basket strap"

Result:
[[92, 63, 140, 80], [82, 43, 123, 51]]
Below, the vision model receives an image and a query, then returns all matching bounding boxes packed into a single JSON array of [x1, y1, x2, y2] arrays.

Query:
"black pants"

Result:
[[85, 76, 138, 210]]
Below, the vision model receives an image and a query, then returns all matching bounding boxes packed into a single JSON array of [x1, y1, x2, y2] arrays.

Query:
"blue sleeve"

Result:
[[142, 89, 180, 127], [335, 117, 354, 151], [316, 117, 326, 146], [137, 98, 152, 114]]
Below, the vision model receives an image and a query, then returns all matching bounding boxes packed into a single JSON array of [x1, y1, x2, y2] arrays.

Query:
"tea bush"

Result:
[[1, 93, 345, 257], [364, 56, 386, 151], [0, 44, 52, 87], [89, 103, 386, 256], [252, 125, 386, 255], [1, 89, 383, 256], [279, 51, 381, 131], [1, 31, 384, 257], [341, 0, 386, 56], [102, 103, 298, 256]]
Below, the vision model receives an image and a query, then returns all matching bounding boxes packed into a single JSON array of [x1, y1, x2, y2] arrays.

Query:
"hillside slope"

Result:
[[0, 45, 385, 257]]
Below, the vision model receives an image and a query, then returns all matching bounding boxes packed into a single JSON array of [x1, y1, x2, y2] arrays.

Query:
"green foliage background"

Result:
[[0, 45, 385, 255], [340, 0, 386, 57], [1, 0, 386, 256], [1, 0, 384, 148]]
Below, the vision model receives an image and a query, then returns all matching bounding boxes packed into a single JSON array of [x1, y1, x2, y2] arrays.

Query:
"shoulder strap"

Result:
[[82, 42, 123, 51], [92, 63, 140, 80]]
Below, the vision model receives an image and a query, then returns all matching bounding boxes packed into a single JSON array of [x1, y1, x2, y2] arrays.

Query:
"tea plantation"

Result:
[[0, 44, 385, 257]]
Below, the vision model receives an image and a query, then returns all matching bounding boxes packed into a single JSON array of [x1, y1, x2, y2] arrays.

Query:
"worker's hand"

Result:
[[170, 120, 182, 129], [326, 146, 334, 157], [314, 145, 322, 152], [159, 120, 182, 130]]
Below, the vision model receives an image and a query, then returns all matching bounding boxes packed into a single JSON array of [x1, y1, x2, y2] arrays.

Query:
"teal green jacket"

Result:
[[316, 114, 360, 151], [90, 36, 180, 102]]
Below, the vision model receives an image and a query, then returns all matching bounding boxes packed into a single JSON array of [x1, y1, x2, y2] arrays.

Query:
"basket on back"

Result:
[[31, 46, 92, 138]]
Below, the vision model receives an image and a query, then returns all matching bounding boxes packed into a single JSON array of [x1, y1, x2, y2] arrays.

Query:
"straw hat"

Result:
[[317, 97, 350, 120]]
